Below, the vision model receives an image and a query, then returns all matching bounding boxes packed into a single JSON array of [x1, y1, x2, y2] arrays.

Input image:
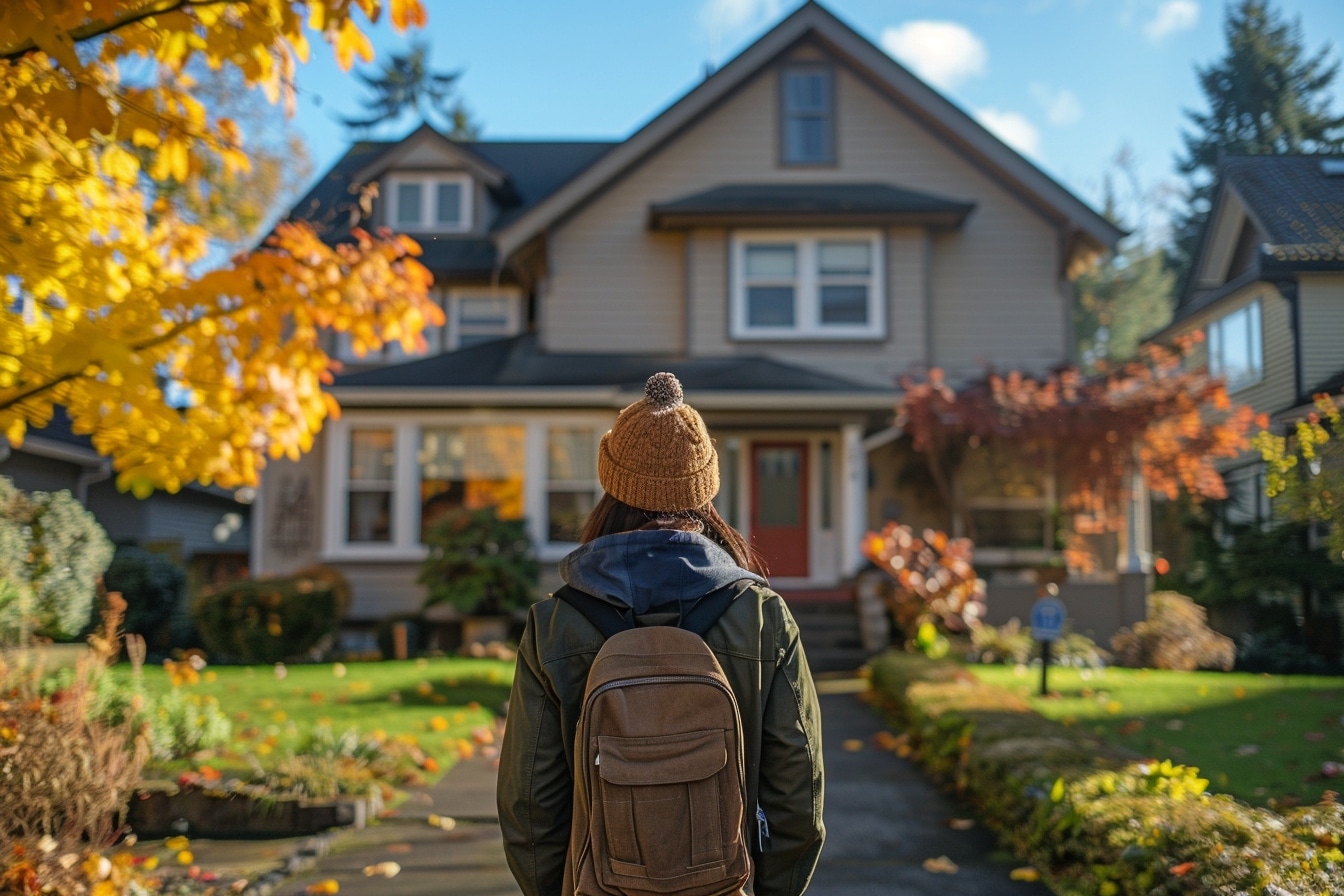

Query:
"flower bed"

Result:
[[868, 651, 1344, 895]]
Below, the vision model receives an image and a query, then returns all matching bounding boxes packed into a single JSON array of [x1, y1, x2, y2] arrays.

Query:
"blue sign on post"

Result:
[[1030, 596, 1066, 643], [1031, 595, 1066, 696]]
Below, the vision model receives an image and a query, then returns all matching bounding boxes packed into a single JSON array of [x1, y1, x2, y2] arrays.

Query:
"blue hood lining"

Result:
[[559, 529, 766, 614]]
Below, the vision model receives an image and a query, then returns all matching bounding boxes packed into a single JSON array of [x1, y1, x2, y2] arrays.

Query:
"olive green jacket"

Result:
[[497, 584, 825, 896]]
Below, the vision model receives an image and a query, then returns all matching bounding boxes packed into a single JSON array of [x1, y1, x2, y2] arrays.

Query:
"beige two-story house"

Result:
[[1154, 155, 1344, 524], [252, 2, 1122, 635]]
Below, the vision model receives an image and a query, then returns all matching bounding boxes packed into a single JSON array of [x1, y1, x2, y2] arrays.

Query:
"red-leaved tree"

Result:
[[896, 336, 1264, 562]]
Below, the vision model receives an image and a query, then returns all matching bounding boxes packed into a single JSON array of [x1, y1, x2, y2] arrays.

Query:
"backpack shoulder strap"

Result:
[[553, 580, 756, 640]]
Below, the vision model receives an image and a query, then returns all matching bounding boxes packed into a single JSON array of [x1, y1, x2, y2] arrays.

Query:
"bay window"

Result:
[[328, 416, 608, 559], [731, 231, 884, 339]]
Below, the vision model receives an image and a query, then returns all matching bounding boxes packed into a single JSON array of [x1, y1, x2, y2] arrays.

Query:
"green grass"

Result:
[[116, 657, 515, 781], [969, 664, 1344, 808]]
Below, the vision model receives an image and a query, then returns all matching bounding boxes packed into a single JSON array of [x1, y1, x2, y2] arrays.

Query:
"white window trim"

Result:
[[323, 413, 611, 563], [386, 172, 473, 233], [1207, 300, 1263, 393], [729, 230, 885, 340], [445, 287, 523, 351]]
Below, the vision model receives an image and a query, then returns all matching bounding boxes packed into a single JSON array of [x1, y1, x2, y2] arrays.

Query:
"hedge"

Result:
[[868, 652, 1344, 895], [191, 567, 349, 664]]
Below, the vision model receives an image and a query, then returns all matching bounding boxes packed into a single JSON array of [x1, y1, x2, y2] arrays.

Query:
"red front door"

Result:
[[750, 442, 809, 578]]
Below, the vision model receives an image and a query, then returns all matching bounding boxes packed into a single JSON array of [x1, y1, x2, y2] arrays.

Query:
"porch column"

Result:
[[841, 424, 866, 576], [1121, 453, 1151, 573]]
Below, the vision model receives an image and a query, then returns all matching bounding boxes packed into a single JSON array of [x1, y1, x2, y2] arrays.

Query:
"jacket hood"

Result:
[[559, 529, 766, 614]]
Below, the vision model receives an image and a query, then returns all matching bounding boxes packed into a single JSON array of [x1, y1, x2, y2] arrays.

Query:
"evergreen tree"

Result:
[[340, 41, 479, 139], [1075, 149, 1177, 369], [1170, 0, 1344, 280]]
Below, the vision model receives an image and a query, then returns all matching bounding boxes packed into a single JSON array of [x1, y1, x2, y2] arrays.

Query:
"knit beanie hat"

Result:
[[598, 372, 720, 512]]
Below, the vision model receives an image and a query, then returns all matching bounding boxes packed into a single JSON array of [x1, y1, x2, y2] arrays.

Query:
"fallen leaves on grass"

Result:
[[363, 862, 401, 878], [1009, 867, 1040, 881]]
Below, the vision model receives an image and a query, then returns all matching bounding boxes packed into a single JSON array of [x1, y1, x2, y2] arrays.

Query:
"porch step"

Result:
[[785, 594, 873, 674]]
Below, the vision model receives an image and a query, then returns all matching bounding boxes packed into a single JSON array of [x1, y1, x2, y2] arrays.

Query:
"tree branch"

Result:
[[1, 0, 240, 63]]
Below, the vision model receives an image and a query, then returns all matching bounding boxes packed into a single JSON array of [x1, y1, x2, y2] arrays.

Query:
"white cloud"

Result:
[[880, 20, 988, 91], [1143, 0, 1199, 42], [975, 108, 1042, 158], [1030, 83, 1082, 126], [700, 0, 782, 61]]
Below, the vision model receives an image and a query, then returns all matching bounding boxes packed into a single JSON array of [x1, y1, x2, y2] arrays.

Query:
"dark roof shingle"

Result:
[[1224, 155, 1344, 263]]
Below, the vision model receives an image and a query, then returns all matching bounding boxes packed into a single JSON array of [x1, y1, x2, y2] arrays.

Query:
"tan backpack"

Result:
[[560, 597, 753, 896]]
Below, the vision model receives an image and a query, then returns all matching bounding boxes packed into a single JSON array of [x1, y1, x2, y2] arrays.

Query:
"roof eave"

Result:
[[329, 385, 894, 411], [647, 209, 972, 230]]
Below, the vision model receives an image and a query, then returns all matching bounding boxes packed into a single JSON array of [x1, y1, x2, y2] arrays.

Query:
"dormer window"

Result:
[[386, 172, 472, 232]]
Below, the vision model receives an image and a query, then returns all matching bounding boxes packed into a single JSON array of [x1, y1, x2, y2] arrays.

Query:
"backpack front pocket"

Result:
[[593, 729, 732, 883]]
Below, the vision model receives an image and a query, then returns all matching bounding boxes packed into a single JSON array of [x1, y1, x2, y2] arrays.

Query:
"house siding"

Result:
[[1298, 274, 1344, 392], [254, 444, 326, 576], [541, 50, 1068, 383]]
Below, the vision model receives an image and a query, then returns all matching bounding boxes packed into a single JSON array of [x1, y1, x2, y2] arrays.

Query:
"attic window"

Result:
[[386, 172, 472, 232], [780, 64, 834, 165]]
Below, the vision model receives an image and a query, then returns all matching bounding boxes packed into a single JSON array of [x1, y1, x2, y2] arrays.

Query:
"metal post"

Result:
[[1040, 640, 1051, 696]]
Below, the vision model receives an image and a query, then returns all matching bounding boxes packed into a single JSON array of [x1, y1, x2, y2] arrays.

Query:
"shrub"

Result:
[[191, 567, 349, 664], [868, 652, 1344, 895], [0, 477, 113, 642], [144, 687, 232, 762], [969, 619, 1033, 665], [419, 506, 539, 614], [1051, 631, 1109, 668], [1111, 591, 1235, 671], [860, 522, 986, 639], [101, 545, 190, 654], [0, 595, 149, 893], [1236, 630, 1339, 675]]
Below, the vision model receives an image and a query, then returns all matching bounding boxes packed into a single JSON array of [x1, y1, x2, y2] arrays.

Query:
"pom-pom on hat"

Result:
[[598, 372, 720, 512]]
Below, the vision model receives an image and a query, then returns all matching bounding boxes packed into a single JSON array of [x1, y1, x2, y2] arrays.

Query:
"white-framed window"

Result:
[[325, 415, 610, 561], [447, 288, 523, 350], [1208, 300, 1263, 392], [546, 427, 601, 544], [956, 441, 1055, 555], [730, 231, 884, 340], [386, 172, 472, 232], [780, 64, 834, 165], [346, 429, 396, 543]]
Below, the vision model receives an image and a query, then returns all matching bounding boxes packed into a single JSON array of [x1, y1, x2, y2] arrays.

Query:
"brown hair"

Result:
[[580, 493, 766, 577]]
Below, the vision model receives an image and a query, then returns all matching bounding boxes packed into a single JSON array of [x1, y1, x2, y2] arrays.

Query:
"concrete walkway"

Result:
[[272, 680, 1050, 896]]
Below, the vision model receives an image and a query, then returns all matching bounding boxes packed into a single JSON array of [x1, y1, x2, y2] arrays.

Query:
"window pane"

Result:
[[819, 242, 870, 274], [966, 509, 1047, 550], [395, 183, 422, 226], [745, 245, 796, 278], [819, 441, 833, 529], [548, 428, 597, 481], [548, 491, 596, 543], [756, 448, 801, 526], [348, 491, 392, 543], [714, 439, 740, 529], [819, 285, 869, 324], [459, 297, 510, 328], [435, 182, 463, 226], [419, 426, 525, 539], [1219, 307, 1254, 386], [785, 118, 827, 162], [784, 72, 827, 112], [349, 430, 394, 481], [1247, 301, 1263, 374], [747, 286, 795, 327]]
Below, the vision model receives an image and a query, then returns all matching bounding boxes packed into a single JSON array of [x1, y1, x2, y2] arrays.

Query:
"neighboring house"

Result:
[[255, 2, 1130, 640], [0, 410, 253, 585], [1153, 154, 1344, 527]]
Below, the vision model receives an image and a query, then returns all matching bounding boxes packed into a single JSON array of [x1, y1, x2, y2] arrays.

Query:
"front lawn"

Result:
[[970, 664, 1344, 807], [116, 656, 515, 789]]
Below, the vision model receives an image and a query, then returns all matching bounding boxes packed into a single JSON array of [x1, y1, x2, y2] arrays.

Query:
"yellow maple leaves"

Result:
[[0, 1, 435, 496]]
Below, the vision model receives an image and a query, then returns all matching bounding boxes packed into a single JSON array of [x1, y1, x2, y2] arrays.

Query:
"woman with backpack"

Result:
[[498, 371, 826, 896]]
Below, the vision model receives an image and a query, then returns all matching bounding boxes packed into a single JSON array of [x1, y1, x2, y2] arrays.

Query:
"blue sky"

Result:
[[288, 0, 1344, 238]]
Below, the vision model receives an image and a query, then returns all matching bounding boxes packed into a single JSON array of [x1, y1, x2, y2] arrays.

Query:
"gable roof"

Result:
[[286, 134, 615, 241], [493, 1, 1122, 262], [1222, 155, 1344, 267]]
